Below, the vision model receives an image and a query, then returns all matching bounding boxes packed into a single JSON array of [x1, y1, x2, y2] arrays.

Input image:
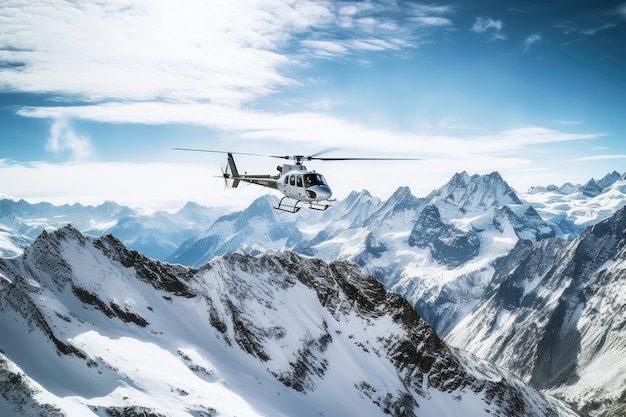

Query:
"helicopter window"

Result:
[[296, 176, 303, 187], [284, 176, 289, 185], [303, 173, 327, 186], [289, 176, 295, 186]]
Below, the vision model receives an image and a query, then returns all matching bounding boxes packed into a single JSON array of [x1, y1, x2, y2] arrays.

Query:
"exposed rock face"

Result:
[[448, 205, 626, 416], [409, 204, 481, 268], [0, 226, 575, 417]]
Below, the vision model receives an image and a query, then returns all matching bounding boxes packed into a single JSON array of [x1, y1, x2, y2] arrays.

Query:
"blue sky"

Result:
[[1, 0, 625, 211]]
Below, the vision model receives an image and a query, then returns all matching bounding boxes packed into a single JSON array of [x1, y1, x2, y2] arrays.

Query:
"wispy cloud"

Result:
[[300, 1, 455, 59], [580, 23, 617, 35], [523, 33, 542, 52], [17, 103, 604, 159], [46, 118, 93, 161], [570, 154, 626, 162], [557, 21, 617, 39], [438, 118, 482, 131], [471, 17, 505, 41]]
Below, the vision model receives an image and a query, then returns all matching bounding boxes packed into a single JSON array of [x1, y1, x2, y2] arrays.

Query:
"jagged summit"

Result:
[[0, 226, 576, 417], [597, 170, 622, 188], [428, 171, 522, 214], [580, 178, 603, 197], [364, 186, 425, 227]]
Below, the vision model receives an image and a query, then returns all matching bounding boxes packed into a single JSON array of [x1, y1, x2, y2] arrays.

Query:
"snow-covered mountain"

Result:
[[0, 226, 576, 416], [521, 170, 626, 238], [295, 172, 555, 335], [447, 205, 626, 416], [167, 195, 305, 266], [5, 170, 625, 338], [165, 172, 557, 334], [0, 199, 226, 259]]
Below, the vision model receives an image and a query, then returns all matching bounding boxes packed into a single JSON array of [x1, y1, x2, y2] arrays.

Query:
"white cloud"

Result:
[[413, 16, 452, 27], [412, 4, 454, 16], [0, 0, 456, 113], [46, 118, 93, 161], [301, 40, 349, 57], [569, 154, 626, 162], [471, 17, 505, 40], [17, 102, 605, 160], [0, 0, 333, 105], [523, 33, 542, 52]]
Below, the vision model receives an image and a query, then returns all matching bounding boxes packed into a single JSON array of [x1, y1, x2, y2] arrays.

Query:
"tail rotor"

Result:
[[221, 161, 236, 189]]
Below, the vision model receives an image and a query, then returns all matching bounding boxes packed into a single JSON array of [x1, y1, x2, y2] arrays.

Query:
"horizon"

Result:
[[2, 1, 625, 211], [1, 167, 623, 214]]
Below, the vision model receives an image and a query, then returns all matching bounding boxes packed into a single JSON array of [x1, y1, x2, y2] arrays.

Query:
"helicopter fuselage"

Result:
[[224, 153, 333, 212], [276, 164, 332, 203], [172, 147, 418, 213]]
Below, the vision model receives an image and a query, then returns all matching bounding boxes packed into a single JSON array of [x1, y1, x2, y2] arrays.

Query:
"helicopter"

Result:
[[172, 148, 419, 213]]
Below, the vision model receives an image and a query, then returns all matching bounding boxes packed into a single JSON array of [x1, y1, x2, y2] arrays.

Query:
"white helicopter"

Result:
[[172, 148, 418, 213]]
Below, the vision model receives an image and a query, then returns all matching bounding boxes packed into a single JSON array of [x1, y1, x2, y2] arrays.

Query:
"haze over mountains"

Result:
[[1, 169, 625, 416]]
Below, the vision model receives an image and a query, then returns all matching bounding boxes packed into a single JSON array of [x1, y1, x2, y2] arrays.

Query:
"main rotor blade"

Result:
[[172, 148, 420, 161], [307, 147, 341, 158], [311, 157, 421, 161], [171, 148, 270, 158]]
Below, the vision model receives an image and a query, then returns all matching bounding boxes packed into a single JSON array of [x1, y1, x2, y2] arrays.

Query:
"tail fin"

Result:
[[226, 152, 240, 188]]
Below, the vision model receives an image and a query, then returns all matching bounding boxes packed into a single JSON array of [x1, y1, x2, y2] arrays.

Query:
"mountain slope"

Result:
[[0, 226, 575, 417], [447, 205, 626, 416]]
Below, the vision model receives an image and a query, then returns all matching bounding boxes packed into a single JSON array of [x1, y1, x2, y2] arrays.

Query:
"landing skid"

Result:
[[274, 197, 331, 213]]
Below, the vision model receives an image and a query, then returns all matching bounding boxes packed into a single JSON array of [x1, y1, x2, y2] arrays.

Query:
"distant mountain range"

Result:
[[0, 199, 227, 259], [524, 170, 626, 237], [2, 169, 626, 416]]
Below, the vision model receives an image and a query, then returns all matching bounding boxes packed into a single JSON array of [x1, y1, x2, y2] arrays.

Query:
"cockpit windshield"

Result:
[[303, 173, 327, 187]]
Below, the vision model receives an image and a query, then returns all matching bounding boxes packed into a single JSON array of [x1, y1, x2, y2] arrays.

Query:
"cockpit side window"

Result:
[[289, 175, 295, 186], [284, 176, 289, 185], [296, 176, 303, 187]]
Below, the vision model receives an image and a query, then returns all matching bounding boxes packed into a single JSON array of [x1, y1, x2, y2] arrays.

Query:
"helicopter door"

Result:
[[283, 174, 305, 199]]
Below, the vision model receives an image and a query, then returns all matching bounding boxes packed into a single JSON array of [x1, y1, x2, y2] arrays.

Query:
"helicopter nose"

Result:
[[306, 185, 332, 201]]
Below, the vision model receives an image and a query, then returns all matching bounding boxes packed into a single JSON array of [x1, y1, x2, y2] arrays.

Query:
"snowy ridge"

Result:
[[0, 226, 575, 417], [447, 205, 626, 416]]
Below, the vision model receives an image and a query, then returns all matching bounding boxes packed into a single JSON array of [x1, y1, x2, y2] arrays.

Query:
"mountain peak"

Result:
[[386, 186, 420, 208], [429, 171, 522, 213], [364, 186, 424, 227], [580, 178, 603, 197], [597, 170, 622, 189]]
